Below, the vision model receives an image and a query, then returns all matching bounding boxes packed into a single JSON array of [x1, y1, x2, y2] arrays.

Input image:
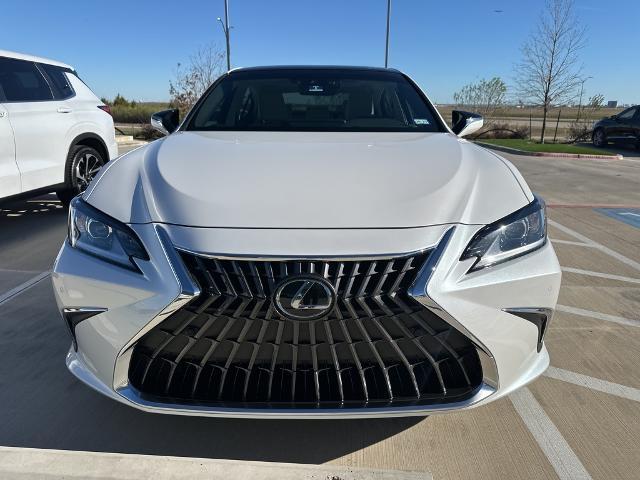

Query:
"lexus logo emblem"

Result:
[[274, 275, 336, 320]]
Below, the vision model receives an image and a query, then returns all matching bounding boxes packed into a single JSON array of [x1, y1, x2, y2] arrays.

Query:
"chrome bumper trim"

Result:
[[114, 382, 495, 419]]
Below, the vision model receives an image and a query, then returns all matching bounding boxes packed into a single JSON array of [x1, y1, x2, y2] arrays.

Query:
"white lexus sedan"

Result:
[[52, 66, 561, 418]]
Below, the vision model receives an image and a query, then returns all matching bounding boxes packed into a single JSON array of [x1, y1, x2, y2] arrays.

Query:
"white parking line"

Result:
[[545, 367, 640, 403], [0, 446, 432, 480], [561, 267, 640, 284], [550, 239, 593, 247], [0, 271, 50, 306], [556, 304, 640, 328], [26, 198, 61, 203], [548, 219, 640, 272], [510, 387, 592, 480], [0, 267, 43, 275]]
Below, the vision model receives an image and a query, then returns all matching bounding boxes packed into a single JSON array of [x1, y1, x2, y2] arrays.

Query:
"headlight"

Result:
[[461, 195, 547, 271], [68, 197, 148, 271]]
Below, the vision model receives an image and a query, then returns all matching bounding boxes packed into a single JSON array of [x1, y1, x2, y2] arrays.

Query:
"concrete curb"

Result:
[[115, 135, 148, 148], [0, 446, 433, 480], [475, 141, 623, 160]]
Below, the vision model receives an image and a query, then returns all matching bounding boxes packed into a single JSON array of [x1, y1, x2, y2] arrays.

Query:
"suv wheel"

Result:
[[56, 145, 106, 206], [592, 128, 607, 147]]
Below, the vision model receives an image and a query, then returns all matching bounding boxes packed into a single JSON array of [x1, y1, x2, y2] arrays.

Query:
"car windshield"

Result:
[[186, 68, 444, 132]]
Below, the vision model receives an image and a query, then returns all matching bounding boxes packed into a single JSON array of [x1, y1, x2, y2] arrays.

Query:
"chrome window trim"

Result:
[[111, 225, 499, 417]]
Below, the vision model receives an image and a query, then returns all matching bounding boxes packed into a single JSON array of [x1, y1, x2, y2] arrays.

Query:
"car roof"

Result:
[[0, 49, 74, 70], [229, 65, 402, 74]]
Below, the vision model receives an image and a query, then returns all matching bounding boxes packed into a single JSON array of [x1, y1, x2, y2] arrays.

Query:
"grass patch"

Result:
[[477, 138, 608, 155]]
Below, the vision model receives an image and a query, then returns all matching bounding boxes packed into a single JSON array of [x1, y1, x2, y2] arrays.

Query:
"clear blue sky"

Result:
[[1, 0, 637, 104]]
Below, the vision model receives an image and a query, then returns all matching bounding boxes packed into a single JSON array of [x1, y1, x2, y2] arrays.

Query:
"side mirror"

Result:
[[451, 110, 483, 137], [151, 109, 180, 135]]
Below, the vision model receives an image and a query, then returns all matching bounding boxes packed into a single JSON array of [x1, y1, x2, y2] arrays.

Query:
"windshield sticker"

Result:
[[414, 119, 430, 125]]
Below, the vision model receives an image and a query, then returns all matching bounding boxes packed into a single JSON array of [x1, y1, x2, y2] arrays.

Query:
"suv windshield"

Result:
[[186, 68, 444, 132]]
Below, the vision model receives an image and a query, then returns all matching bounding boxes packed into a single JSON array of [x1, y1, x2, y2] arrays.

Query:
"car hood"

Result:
[[594, 117, 615, 127], [86, 131, 532, 228]]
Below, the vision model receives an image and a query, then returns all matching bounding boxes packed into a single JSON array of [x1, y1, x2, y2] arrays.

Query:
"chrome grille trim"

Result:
[[127, 250, 487, 406], [173, 246, 434, 262], [112, 226, 499, 417], [409, 227, 499, 389]]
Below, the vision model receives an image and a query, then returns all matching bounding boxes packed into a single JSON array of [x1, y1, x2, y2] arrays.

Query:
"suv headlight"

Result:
[[461, 195, 547, 271], [68, 197, 148, 271]]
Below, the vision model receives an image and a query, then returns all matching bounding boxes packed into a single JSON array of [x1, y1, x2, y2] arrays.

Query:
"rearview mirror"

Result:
[[451, 110, 483, 137], [151, 109, 180, 135]]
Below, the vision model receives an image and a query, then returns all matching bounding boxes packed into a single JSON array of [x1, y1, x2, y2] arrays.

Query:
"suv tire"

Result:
[[56, 145, 106, 206], [592, 128, 607, 148]]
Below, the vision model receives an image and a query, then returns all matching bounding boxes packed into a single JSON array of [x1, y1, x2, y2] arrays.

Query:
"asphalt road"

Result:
[[0, 145, 639, 479]]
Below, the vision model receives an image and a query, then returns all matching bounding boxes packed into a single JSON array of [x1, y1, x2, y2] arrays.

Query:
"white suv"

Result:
[[0, 50, 117, 205]]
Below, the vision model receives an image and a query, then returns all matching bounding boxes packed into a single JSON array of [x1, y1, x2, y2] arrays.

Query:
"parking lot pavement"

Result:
[[504, 152, 640, 208], [1, 151, 639, 479], [0, 196, 66, 294]]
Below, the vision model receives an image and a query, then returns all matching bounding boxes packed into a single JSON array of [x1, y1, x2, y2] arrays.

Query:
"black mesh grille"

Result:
[[128, 251, 484, 409]]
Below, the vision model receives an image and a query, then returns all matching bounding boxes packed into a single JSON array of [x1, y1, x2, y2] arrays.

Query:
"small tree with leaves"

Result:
[[169, 43, 226, 114], [453, 77, 507, 118], [515, 0, 586, 143]]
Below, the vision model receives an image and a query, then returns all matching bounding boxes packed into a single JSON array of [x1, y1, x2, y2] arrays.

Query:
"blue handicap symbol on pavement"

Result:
[[595, 208, 640, 229]]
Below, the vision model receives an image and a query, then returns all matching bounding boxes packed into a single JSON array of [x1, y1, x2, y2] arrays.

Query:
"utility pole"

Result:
[[384, 0, 391, 68], [217, 0, 231, 71]]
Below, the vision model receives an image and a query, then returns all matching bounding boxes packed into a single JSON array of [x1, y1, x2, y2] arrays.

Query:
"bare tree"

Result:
[[453, 77, 507, 118], [567, 93, 605, 142], [169, 43, 225, 113], [515, 0, 586, 143]]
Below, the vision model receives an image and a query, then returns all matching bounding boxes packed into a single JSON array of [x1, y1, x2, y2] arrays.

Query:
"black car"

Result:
[[592, 105, 640, 148]]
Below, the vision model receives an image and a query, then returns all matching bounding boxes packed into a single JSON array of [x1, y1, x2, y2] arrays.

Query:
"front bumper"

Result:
[[52, 222, 561, 418]]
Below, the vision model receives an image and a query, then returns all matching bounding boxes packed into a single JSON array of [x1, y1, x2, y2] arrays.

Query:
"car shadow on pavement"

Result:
[[0, 194, 68, 273], [0, 280, 422, 464]]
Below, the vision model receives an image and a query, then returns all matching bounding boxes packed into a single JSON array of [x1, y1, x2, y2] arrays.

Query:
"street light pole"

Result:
[[384, 0, 391, 68], [217, 0, 231, 71]]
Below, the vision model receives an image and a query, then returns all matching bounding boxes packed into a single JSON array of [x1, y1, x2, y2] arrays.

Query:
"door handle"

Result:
[[57, 107, 73, 113], [0, 111, 6, 118]]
